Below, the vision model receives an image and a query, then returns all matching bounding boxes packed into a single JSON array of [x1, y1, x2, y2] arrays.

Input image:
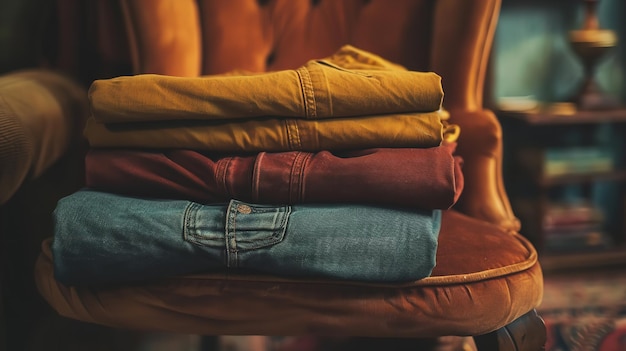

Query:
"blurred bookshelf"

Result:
[[498, 106, 626, 272]]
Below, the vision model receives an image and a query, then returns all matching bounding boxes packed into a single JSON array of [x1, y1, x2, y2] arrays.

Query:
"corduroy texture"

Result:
[[0, 97, 32, 205], [0, 70, 88, 204]]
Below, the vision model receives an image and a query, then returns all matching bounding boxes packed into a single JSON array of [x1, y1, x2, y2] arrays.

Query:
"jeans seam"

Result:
[[182, 202, 225, 249], [226, 203, 291, 250], [225, 201, 238, 268], [182, 201, 197, 243], [296, 66, 316, 118], [215, 157, 227, 197], [251, 152, 265, 203], [288, 152, 309, 203], [284, 119, 301, 150]]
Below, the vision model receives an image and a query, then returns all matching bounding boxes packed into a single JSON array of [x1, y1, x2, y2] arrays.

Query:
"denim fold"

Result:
[[52, 189, 441, 285]]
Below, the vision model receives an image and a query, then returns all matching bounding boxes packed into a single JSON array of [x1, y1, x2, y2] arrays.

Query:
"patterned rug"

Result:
[[539, 268, 626, 351]]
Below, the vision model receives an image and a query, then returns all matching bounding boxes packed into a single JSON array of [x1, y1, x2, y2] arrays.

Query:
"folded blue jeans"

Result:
[[52, 189, 441, 285]]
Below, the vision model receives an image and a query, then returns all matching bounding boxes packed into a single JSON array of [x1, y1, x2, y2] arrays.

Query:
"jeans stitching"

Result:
[[225, 201, 238, 268], [182, 202, 197, 242], [296, 66, 316, 118], [284, 119, 301, 150], [288, 152, 308, 203], [228, 203, 290, 250], [251, 152, 265, 203]]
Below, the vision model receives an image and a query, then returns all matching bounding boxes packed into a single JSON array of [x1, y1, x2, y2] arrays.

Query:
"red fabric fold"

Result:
[[85, 143, 463, 209]]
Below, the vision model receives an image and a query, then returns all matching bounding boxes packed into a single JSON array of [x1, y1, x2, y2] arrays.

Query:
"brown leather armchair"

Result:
[[34, 0, 546, 350]]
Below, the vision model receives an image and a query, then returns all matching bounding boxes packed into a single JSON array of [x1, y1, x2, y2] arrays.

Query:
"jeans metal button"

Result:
[[237, 204, 252, 214]]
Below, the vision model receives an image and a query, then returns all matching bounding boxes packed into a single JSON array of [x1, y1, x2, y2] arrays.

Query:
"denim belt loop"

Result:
[[225, 201, 240, 268]]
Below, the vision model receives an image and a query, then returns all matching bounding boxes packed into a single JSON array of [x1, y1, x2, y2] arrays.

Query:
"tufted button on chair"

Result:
[[34, 0, 546, 350]]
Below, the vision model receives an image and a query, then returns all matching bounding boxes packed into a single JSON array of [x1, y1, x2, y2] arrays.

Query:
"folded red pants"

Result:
[[85, 143, 463, 209]]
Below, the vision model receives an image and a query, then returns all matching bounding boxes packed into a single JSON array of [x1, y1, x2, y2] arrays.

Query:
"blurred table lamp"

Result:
[[568, 0, 619, 110]]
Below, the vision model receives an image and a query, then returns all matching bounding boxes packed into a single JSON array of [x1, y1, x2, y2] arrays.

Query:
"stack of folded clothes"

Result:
[[51, 46, 464, 286]]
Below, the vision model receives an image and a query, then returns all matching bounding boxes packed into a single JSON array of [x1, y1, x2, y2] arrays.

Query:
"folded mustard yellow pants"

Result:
[[88, 45, 443, 124], [85, 45, 458, 151], [84, 111, 459, 152]]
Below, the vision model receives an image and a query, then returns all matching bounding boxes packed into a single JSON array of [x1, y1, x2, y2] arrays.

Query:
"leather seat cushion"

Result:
[[34, 210, 542, 337]]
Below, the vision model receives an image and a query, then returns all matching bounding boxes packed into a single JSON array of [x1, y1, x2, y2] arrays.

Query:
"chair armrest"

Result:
[[0, 69, 88, 204], [120, 0, 202, 76], [450, 108, 520, 232]]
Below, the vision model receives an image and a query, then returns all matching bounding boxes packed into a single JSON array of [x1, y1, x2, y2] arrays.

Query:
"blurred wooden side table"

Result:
[[497, 107, 626, 272]]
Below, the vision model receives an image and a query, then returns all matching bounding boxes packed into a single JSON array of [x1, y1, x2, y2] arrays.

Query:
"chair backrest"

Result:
[[118, 0, 520, 231]]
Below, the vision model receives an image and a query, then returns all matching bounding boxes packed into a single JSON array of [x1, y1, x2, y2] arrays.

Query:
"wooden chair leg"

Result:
[[473, 309, 546, 351]]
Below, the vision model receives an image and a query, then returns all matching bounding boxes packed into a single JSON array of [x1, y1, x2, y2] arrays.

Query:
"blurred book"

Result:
[[543, 201, 604, 229], [498, 97, 576, 115], [544, 229, 612, 253], [498, 96, 540, 112], [517, 147, 614, 178], [543, 201, 612, 253]]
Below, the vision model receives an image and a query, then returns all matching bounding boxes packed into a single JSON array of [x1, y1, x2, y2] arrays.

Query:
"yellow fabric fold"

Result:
[[84, 111, 449, 152], [89, 45, 443, 124]]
